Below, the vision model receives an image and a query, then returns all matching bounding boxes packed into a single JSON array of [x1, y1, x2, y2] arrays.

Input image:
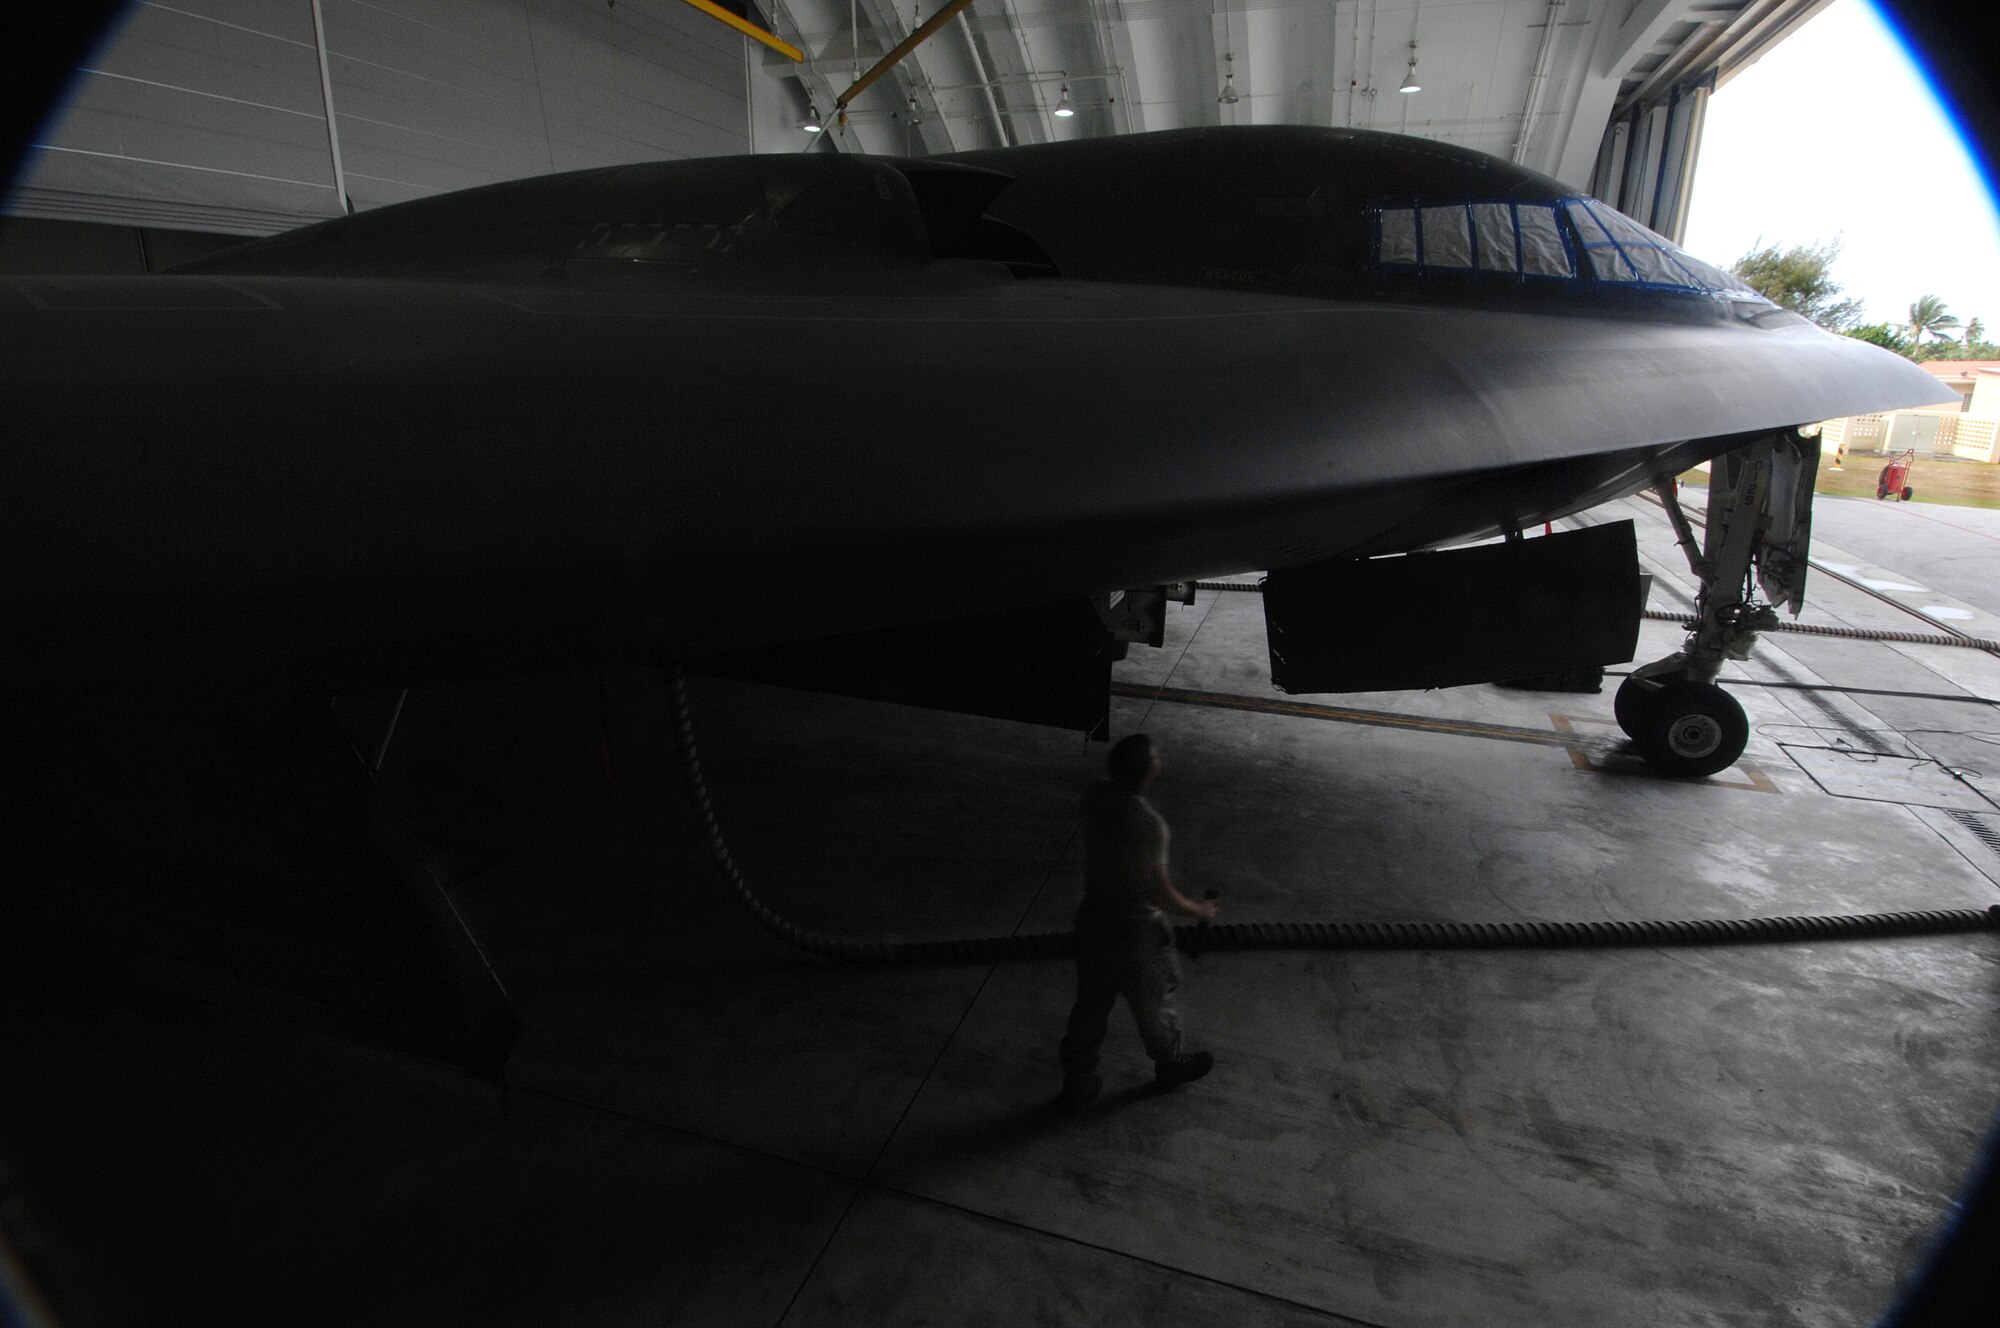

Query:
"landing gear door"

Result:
[[1749, 431, 1820, 615], [1262, 520, 1642, 694]]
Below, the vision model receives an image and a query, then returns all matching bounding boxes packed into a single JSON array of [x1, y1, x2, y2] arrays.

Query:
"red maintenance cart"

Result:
[[1876, 448, 1916, 501]]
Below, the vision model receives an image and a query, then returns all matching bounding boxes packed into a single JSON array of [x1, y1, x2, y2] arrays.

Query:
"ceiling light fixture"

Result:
[[1400, 43, 1421, 94], [802, 103, 823, 132], [1219, 53, 1239, 105], [1054, 84, 1074, 118]]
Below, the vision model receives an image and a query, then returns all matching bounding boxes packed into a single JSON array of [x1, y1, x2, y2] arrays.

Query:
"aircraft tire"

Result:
[[1612, 674, 1661, 741], [1635, 680, 1748, 778]]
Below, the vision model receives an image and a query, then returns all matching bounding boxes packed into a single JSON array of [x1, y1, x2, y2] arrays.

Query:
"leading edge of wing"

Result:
[[3, 269, 1949, 481], [0, 274, 1951, 685]]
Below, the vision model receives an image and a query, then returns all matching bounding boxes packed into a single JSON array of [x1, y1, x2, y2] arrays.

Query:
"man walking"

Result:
[[1058, 733, 1219, 1113]]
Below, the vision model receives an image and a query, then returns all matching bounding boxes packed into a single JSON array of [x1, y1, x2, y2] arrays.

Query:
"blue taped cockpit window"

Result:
[[1471, 204, 1517, 273], [1566, 202, 1639, 282], [1585, 202, 1696, 285], [1421, 206, 1474, 268], [1674, 251, 1755, 295], [1371, 201, 1574, 279], [1371, 197, 1763, 298], [1379, 209, 1419, 265], [1516, 206, 1572, 277], [1561, 199, 1765, 297]]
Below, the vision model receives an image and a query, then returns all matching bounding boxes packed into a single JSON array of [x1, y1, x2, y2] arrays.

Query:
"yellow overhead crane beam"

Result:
[[676, 0, 803, 63], [837, 0, 977, 109], [677, 0, 976, 125]]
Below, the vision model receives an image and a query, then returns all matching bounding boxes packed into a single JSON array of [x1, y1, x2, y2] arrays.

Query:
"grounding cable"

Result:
[[1194, 580, 2000, 654], [667, 669, 2000, 965]]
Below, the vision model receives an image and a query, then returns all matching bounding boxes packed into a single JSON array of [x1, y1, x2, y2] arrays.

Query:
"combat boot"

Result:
[[1059, 1071, 1102, 1114], [1153, 1051, 1214, 1090]]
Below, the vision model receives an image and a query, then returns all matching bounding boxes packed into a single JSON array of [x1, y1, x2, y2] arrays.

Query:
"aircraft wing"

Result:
[[1, 130, 1950, 693]]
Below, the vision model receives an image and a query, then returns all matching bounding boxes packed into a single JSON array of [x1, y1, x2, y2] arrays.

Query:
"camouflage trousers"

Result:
[[1058, 909, 1184, 1072]]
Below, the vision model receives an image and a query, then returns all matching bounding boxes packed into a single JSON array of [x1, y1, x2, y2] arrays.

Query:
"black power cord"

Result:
[[667, 669, 2000, 963]]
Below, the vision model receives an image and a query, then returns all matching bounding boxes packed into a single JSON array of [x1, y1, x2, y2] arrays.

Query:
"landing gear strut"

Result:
[[1617, 431, 1819, 777]]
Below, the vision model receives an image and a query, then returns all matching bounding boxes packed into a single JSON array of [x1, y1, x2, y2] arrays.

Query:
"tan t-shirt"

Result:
[[1079, 782, 1168, 920]]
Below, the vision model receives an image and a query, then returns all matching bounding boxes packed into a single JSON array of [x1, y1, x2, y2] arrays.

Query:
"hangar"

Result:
[[0, 1, 1892, 250], [4, 2, 1998, 1325]]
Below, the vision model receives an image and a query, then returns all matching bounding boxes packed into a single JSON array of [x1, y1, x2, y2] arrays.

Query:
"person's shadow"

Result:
[[1053, 1081, 1163, 1119], [875, 1077, 1169, 1189]]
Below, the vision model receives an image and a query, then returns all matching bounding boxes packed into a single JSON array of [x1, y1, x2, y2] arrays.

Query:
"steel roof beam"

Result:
[[972, 1, 1055, 143], [765, 0, 855, 150], [1615, 0, 1832, 114], [1086, 0, 1145, 134], [852, 0, 963, 153], [1610, 0, 1703, 71]]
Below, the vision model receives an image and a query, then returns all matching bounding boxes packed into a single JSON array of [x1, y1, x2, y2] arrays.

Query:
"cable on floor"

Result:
[[667, 669, 2000, 965], [1195, 580, 1999, 653]]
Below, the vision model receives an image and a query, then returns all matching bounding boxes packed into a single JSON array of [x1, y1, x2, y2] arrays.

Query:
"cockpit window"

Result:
[[1564, 202, 1637, 281], [1470, 204, 1516, 272], [1515, 205, 1572, 276], [1370, 196, 1765, 299], [1561, 199, 1763, 297], [1567, 200, 1689, 285], [1420, 206, 1474, 268], [1379, 209, 1419, 265], [1372, 201, 1576, 279]]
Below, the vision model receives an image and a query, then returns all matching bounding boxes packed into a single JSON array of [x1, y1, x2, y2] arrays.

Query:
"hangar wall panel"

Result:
[[7, 0, 751, 237]]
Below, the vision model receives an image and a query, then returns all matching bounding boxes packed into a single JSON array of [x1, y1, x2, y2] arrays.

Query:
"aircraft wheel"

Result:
[[1612, 675, 1662, 742], [1635, 681, 1748, 778]]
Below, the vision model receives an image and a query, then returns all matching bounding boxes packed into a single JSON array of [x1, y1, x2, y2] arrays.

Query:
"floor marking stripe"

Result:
[[1111, 681, 1585, 746], [1112, 682, 1783, 792], [1550, 714, 1781, 793]]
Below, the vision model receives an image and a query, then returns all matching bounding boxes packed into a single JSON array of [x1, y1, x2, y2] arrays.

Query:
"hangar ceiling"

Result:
[[7, 0, 1833, 242], [770, 0, 1824, 171]]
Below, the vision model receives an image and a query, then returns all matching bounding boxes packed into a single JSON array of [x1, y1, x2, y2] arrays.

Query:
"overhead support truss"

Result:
[[769, 0, 1017, 152], [760, 0, 1138, 155], [744, 0, 1828, 191], [838, 0, 977, 111], [762, 0, 858, 151]]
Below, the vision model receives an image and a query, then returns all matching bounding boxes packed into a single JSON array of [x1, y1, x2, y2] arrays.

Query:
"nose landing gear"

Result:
[[1620, 430, 1819, 777]]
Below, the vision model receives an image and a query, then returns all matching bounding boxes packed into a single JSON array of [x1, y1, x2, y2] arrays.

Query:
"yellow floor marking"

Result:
[[1113, 682, 1577, 746], [1550, 714, 1780, 793], [1115, 684, 1778, 791]]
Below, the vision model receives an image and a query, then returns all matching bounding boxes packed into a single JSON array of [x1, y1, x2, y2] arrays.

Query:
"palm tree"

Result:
[[1964, 316, 1984, 351], [1909, 294, 1962, 345]]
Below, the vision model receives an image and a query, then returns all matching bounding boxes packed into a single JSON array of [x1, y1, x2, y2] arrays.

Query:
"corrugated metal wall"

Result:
[[7, 0, 752, 236]]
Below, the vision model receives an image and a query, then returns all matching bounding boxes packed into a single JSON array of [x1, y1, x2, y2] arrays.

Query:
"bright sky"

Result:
[[1680, 0, 2000, 333]]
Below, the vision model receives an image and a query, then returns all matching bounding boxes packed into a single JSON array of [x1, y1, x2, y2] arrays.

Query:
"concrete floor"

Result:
[[6, 490, 2000, 1326], [1804, 494, 2000, 621]]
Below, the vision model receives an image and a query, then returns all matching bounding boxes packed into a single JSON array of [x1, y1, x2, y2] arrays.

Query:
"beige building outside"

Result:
[[1821, 360, 2000, 463]]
